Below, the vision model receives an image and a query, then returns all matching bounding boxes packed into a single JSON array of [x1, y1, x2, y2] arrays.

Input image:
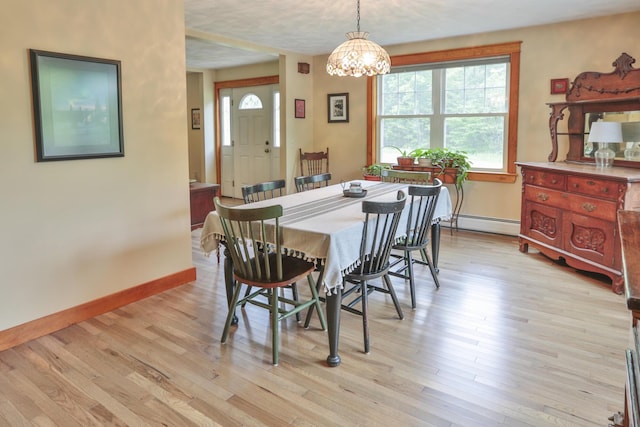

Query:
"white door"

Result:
[[221, 85, 280, 199]]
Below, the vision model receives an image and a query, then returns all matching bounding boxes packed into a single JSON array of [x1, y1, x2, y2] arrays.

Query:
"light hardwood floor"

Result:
[[0, 228, 629, 426]]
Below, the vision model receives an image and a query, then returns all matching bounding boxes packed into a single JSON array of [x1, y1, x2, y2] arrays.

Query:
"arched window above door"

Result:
[[239, 93, 263, 110]]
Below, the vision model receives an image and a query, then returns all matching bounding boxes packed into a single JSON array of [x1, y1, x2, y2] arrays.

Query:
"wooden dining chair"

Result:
[[213, 197, 326, 366], [294, 173, 332, 192], [241, 179, 286, 204], [341, 190, 406, 354], [299, 148, 329, 176], [388, 179, 443, 309], [381, 169, 432, 184]]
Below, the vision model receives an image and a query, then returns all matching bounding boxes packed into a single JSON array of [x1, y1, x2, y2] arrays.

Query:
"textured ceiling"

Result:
[[184, 0, 640, 70]]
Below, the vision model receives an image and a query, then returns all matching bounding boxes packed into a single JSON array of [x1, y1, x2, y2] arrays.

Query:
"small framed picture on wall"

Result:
[[191, 108, 201, 129], [550, 78, 569, 95], [328, 93, 349, 123], [295, 99, 305, 118]]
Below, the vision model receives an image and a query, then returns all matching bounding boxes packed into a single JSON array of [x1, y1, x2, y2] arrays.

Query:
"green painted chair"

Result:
[[214, 197, 326, 366], [388, 179, 443, 309], [294, 173, 332, 192], [381, 169, 432, 184], [241, 179, 286, 204], [340, 190, 406, 354]]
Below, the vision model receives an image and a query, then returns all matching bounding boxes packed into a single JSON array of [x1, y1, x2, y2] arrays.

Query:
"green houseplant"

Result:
[[388, 146, 426, 166], [417, 148, 471, 186], [362, 163, 392, 181]]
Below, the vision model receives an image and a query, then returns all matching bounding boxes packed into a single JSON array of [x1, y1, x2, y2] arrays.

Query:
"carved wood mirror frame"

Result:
[[547, 53, 640, 167]]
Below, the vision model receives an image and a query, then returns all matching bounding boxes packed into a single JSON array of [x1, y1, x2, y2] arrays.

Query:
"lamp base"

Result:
[[595, 143, 615, 168]]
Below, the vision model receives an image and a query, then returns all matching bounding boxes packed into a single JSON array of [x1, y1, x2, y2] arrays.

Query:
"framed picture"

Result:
[[328, 93, 349, 123], [29, 49, 124, 162], [191, 108, 201, 129], [295, 99, 305, 118], [550, 78, 569, 95]]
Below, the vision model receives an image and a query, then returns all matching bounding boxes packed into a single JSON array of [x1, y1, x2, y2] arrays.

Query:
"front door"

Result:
[[220, 85, 280, 199]]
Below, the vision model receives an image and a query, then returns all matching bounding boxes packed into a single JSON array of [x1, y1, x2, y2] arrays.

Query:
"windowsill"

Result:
[[467, 171, 517, 183]]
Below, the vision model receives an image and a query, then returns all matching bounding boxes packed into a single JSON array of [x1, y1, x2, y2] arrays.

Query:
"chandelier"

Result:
[[326, 0, 390, 77]]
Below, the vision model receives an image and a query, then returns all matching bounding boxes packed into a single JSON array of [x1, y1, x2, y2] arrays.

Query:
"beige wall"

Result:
[[312, 11, 640, 223], [0, 0, 192, 331]]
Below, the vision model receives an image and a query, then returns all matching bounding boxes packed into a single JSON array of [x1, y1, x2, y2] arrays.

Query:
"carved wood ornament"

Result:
[[547, 53, 640, 163]]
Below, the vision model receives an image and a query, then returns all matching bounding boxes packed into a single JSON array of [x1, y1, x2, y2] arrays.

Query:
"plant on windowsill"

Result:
[[415, 148, 471, 186], [362, 163, 392, 181], [388, 146, 425, 166]]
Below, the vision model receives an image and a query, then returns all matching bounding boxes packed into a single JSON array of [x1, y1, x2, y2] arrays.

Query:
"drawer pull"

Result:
[[586, 180, 595, 186], [581, 203, 596, 212], [603, 187, 608, 193], [573, 183, 579, 188], [551, 179, 557, 184], [537, 193, 549, 202]]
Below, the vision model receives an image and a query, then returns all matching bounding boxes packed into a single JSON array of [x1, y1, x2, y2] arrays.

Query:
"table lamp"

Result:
[[588, 121, 622, 168]]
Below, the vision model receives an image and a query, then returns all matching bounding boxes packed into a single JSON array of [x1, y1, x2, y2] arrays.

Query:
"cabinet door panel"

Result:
[[563, 212, 615, 267], [523, 201, 562, 248]]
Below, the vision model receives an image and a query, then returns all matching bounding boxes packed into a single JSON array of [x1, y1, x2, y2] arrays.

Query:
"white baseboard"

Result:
[[441, 214, 520, 236]]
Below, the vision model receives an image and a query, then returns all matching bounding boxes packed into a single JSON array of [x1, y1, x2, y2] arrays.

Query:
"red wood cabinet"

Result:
[[189, 183, 220, 230], [517, 162, 640, 294]]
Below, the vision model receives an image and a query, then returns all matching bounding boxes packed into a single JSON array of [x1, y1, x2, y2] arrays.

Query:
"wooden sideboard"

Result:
[[517, 162, 640, 294], [189, 183, 220, 230]]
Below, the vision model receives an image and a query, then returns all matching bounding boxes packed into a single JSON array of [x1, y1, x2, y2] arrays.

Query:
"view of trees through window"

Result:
[[378, 58, 509, 170]]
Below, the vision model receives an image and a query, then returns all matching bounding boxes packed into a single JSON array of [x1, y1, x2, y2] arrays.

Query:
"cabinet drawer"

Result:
[[566, 176, 621, 201], [523, 170, 566, 190], [523, 185, 566, 209], [566, 193, 617, 222]]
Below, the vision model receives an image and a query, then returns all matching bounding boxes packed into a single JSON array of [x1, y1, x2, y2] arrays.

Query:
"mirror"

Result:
[[584, 111, 640, 161]]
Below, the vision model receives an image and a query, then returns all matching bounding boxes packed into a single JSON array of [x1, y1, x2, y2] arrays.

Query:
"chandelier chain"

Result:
[[356, 0, 360, 32]]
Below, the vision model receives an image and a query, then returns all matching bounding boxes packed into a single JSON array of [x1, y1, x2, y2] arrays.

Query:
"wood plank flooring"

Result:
[[0, 228, 629, 426]]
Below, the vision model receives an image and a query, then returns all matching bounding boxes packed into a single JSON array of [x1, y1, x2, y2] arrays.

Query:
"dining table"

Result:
[[200, 180, 453, 366]]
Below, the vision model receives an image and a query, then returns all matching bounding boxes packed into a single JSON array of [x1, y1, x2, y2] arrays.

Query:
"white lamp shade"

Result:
[[326, 32, 390, 77], [588, 121, 623, 143]]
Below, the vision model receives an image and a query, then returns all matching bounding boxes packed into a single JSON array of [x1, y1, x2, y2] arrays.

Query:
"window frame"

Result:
[[367, 41, 521, 183]]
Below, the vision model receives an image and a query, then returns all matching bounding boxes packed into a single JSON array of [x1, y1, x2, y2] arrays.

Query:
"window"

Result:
[[239, 93, 263, 110], [370, 42, 521, 182], [220, 94, 231, 146]]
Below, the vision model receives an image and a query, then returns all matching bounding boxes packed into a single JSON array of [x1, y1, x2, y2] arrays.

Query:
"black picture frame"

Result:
[[191, 108, 201, 129], [295, 99, 305, 118], [29, 49, 124, 161], [328, 93, 349, 123]]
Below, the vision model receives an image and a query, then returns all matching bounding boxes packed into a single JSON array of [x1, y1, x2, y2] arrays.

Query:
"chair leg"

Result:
[[290, 283, 301, 322], [221, 280, 244, 344], [270, 288, 280, 366], [406, 250, 416, 309], [383, 274, 404, 320], [361, 281, 370, 354], [424, 250, 441, 289]]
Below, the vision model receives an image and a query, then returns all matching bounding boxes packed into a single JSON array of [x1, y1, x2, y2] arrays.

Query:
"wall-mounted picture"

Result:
[[29, 49, 124, 162], [191, 108, 201, 129], [550, 78, 569, 95], [328, 93, 349, 123], [295, 99, 305, 118]]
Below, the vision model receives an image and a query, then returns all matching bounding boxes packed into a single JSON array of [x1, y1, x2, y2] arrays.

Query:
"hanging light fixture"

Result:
[[326, 0, 390, 77]]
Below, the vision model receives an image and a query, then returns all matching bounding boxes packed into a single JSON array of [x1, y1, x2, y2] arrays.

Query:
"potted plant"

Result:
[[425, 148, 471, 186], [362, 163, 391, 181], [411, 148, 433, 166], [388, 146, 423, 166]]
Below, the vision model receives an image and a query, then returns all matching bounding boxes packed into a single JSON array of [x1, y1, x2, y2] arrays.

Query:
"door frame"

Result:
[[214, 75, 279, 189]]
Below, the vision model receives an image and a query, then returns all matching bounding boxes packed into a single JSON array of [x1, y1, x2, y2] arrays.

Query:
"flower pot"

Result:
[[397, 156, 415, 166], [417, 158, 432, 166], [363, 174, 381, 181]]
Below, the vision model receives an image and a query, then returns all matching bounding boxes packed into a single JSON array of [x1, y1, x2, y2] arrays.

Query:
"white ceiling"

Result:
[[184, 0, 640, 70]]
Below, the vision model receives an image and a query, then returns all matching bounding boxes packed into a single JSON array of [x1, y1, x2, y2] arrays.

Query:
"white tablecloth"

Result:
[[200, 180, 452, 293]]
